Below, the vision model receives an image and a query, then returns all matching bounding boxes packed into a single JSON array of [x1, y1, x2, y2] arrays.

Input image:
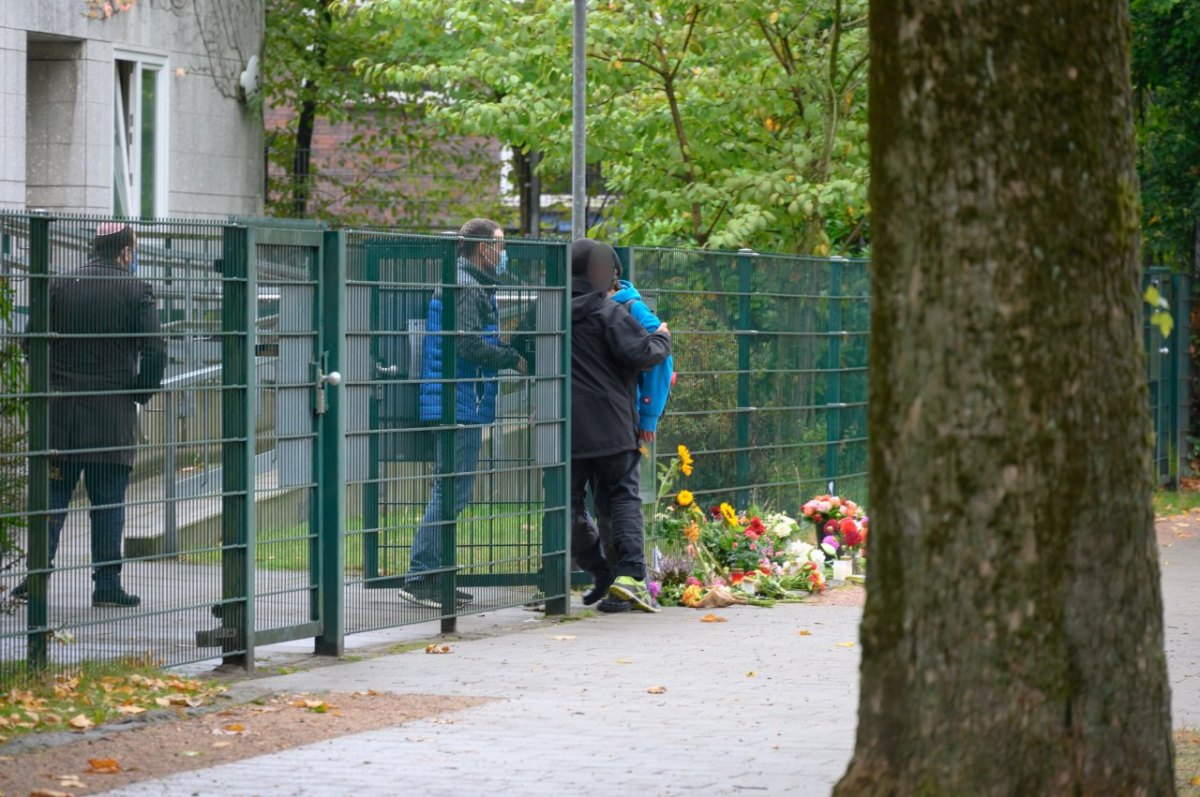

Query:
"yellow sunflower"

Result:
[[720, 502, 738, 526], [677, 444, 693, 466], [681, 462, 694, 477], [676, 489, 694, 507]]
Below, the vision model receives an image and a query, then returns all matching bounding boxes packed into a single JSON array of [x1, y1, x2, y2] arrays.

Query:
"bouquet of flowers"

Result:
[[800, 494, 868, 559]]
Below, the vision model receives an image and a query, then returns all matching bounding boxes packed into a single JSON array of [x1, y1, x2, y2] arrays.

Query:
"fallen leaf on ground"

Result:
[[646, 686, 667, 694], [67, 715, 93, 730], [154, 697, 171, 707], [424, 645, 452, 654], [180, 751, 204, 757], [290, 698, 327, 710], [615, 659, 635, 664], [31, 790, 74, 797], [700, 614, 726, 623], [837, 642, 856, 648], [746, 671, 757, 677], [87, 758, 121, 773], [58, 775, 86, 788], [115, 705, 147, 715], [212, 741, 232, 749], [799, 629, 812, 636], [551, 635, 576, 640]]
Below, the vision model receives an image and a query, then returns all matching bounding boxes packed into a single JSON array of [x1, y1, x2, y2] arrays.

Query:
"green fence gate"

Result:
[[341, 231, 570, 636]]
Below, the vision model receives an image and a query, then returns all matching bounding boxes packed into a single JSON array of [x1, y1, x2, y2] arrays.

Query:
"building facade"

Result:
[[0, 0, 263, 218]]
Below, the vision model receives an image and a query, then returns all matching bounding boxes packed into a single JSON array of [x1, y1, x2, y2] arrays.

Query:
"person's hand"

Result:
[[639, 429, 656, 443], [656, 322, 670, 337], [516, 356, 529, 375]]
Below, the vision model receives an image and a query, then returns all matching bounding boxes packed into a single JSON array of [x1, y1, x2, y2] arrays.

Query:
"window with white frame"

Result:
[[113, 52, 168, 218]]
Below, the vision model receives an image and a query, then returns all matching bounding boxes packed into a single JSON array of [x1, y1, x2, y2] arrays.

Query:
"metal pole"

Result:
[[530, 150, 542, 237], [571, 0, 587, 241]]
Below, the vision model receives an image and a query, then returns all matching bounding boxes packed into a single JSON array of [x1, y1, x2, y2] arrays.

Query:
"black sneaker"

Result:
[[8, 579, 28, 603], [398, 580, 472, 610], [92, 588, 141, 608], [583, 569, 616, 606], [596, 594, 631, 614]]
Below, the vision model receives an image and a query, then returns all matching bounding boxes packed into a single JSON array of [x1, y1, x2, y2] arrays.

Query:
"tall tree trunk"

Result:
[[291, 0, 332, 217], [836, 1, 1175, 794]]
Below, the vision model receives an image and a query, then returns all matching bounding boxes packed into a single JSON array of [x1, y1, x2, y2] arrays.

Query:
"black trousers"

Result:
[[571, 450, 645, 579]]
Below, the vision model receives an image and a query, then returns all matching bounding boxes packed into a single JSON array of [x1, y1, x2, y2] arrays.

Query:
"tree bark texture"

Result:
[[836, 1, 1175, 794]]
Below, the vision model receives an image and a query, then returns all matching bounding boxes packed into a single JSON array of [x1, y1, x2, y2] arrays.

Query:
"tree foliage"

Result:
[[347, 0, 869, 254], [265, 0, 507, 224], [1132, 0, 1200, 265]]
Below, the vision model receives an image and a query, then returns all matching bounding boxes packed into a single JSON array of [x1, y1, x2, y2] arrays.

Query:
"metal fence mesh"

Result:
[[630, 248, 871, 514], [0, 213, 1188, 684]]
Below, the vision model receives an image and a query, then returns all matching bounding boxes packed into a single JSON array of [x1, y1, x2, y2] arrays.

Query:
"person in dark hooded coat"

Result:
[[569, 239, 671, 612]]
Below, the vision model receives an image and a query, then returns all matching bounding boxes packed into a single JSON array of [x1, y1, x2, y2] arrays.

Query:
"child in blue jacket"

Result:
[[612, 273, 674, 441]]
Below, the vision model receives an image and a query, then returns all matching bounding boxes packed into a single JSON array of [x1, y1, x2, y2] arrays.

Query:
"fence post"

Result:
[[438, 240, 458, 634], [219, 224, 257, 668], [825, 257, 846, 494], [315, 231, 346, 656], [163, 389, 178, 556], [25, 213, 52, 673], [735, 250, 755, 509], [542, 242, 571, 616], [1172, 272, 1192, 487]]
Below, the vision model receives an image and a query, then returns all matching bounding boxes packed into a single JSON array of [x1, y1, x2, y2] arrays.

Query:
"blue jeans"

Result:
[[47, 461, 131, 591], [407, 426, 483, 581]]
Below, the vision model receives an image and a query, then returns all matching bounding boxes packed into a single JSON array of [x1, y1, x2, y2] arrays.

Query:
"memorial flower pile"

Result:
[[648, 447, 831, 607]]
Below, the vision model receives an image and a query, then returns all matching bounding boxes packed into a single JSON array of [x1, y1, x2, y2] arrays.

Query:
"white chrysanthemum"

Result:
[[809, 548, 826, 566]]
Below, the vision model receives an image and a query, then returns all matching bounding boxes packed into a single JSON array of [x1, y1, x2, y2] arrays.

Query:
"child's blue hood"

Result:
[[612, 280, 641, 304]]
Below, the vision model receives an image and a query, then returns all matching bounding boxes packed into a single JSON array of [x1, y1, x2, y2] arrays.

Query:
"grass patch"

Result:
[[1155, 489, 1200, 518], [181, 504, 546, 574], [0, 659, 225, 744], [1178, 728, 1200, 794]]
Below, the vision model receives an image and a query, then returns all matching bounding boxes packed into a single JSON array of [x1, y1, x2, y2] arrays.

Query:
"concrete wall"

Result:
[[0, 0, 264, 218]]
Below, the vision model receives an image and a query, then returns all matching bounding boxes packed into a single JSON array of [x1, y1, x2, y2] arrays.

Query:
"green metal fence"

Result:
[[0, 211, 1189, 684], [1144, 268, 1192, 489], [626, 247, 870, 513]]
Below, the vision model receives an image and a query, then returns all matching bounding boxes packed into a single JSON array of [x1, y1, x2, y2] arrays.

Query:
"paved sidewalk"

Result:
[[98, 601, 863, 796], [88, 518, 1200, 797]]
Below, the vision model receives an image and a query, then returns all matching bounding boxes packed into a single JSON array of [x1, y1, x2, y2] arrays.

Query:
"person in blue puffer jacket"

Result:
[[612, 272, 674, 444], [399, 218, 528, 610]]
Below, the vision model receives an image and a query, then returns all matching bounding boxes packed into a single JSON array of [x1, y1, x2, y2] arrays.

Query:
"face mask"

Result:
[[129, 250, 139, 275], [496, 249, 508, 276]]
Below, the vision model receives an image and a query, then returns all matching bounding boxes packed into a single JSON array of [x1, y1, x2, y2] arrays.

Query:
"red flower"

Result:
[[746, 516, 766, 537], [709, 505, 723, 519], [843, 526, 864, 547], [823, 519, 840, 536], [840, 518, 858, 535], [731, 571, 745, 584]]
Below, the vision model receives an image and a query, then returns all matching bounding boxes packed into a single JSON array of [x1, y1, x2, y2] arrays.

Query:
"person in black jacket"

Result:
[[13, 223, 166, 608], [570, 239, 671, 612]]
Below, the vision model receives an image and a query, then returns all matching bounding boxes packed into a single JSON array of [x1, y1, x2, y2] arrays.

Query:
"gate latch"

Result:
[[312, 352, 342, 415]]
